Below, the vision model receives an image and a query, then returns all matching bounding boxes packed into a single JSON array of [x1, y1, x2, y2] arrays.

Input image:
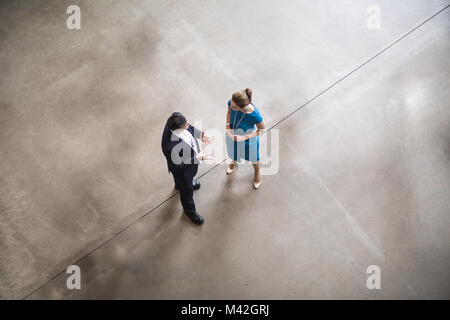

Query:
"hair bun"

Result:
[[245, 88, 253, 101]]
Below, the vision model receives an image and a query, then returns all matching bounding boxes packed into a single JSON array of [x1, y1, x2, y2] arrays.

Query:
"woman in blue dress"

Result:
[[226, 88, 266, 189]]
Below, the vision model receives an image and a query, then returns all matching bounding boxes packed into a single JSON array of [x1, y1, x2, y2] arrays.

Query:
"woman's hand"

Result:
[[226, 128, 235, 140], [227, 127, 254, 142], [228, 133, 250, 142], [236, 134, 250, 142]]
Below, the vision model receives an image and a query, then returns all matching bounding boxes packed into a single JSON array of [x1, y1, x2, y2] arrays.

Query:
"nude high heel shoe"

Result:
[[226, 162, 237, 175], [253, 171, 262, 189], [253, 179, 262, 190]]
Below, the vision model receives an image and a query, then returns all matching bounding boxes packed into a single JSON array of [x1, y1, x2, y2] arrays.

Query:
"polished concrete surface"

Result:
[[0, 1, 449, 299]]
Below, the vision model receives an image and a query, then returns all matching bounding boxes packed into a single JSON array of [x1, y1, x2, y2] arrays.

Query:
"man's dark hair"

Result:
[[167, 112, 187, 131]]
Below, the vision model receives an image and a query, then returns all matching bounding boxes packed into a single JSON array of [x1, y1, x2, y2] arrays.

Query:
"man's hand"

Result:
[[201, 133, 212, 145], [196, 152, 213, 161]]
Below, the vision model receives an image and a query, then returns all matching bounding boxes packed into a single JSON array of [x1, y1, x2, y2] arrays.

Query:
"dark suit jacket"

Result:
[[161, 123, 203, 189]]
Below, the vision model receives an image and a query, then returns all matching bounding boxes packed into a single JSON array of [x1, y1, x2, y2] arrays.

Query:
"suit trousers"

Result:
[[172, 174, 196, 214]]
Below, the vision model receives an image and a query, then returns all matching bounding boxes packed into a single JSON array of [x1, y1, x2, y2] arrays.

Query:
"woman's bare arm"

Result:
[[238, 120, 266, 141], [226, 106, 235, 139]]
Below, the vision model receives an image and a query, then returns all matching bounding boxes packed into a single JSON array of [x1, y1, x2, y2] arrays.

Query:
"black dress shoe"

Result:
[[193, 180, 201, 190], [185, 211, 204, 225]]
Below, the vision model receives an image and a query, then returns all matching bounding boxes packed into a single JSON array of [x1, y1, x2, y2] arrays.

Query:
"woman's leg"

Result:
[[252, 161, 261, 183], [227, 139, 238, 172]]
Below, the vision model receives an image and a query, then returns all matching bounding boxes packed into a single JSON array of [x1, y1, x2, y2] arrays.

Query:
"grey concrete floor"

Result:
[[0, 0, 449, 299]]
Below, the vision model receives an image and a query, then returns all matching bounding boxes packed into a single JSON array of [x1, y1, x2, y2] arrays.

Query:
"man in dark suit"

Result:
[[161, 112, 211, 224]]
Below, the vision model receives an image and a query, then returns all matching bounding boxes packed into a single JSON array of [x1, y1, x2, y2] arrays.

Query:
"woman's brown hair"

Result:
[[232, 88, 253, 108]]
